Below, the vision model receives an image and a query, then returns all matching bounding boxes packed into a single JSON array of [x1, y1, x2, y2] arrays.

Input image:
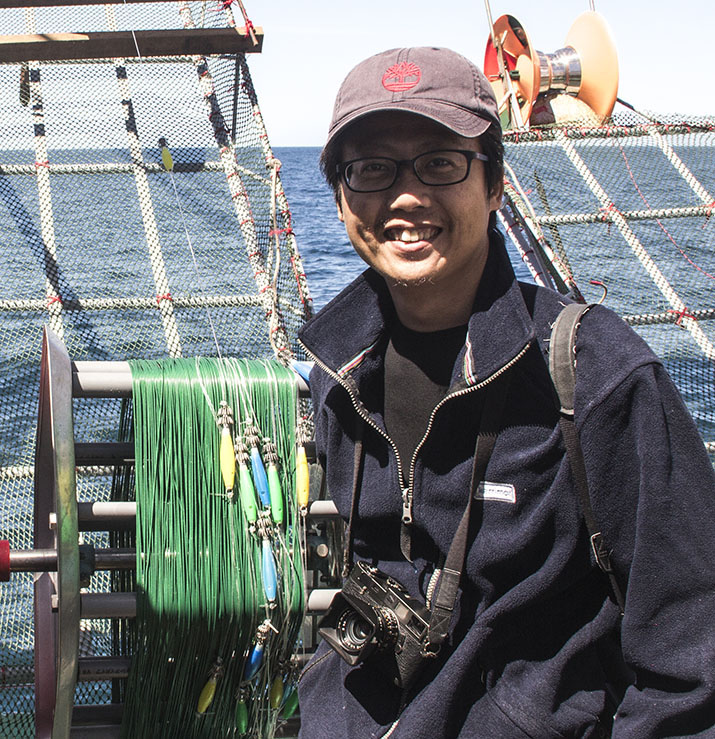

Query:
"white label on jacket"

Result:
[[475, 481, 516, 503]]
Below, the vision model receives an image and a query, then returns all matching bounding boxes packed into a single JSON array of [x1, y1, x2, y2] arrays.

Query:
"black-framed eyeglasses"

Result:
[[337, 149, 489, 193]]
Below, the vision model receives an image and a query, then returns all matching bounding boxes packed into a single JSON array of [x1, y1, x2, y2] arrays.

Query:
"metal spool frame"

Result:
[[14, 327, 340, 738]]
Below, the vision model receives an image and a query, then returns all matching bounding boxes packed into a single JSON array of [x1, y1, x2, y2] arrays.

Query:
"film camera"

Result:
[[318, 561, 433, 688]]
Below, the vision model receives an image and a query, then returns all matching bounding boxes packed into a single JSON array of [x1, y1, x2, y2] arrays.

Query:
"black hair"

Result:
[[319, 119, 505, 204]]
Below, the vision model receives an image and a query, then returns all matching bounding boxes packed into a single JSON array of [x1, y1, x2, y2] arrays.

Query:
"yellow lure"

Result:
[[220, 426, 236, 492], [296, 445, 309, 508], [197, 675, 218, 714], [161, 144, 174, 172], [269, 676, 284, 709]]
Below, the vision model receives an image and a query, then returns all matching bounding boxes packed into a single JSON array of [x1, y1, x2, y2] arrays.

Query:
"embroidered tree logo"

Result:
[[382, 62, 422, 92]]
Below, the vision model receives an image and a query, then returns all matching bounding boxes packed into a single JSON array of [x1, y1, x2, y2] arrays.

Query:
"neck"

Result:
[[388, 277, 480, 332]]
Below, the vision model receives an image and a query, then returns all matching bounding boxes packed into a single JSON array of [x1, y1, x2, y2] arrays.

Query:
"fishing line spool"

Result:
[[0, 328, 341, 738]]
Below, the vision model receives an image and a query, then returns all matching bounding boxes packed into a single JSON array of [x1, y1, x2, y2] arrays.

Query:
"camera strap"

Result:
[[342, 368, 512, 653], [424, 371, 512, 655]]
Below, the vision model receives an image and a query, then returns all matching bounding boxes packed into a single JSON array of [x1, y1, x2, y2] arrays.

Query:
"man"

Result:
[[297, 47, 715, 738]]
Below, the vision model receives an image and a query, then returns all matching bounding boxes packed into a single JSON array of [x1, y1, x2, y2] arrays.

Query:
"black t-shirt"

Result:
[[384, 320, 467, 482]]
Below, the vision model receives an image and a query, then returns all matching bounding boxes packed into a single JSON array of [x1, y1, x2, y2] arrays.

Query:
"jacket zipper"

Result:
[[402, 341, 531, 523], [300, 339, 531, 527], [300, 339, 409, 489]]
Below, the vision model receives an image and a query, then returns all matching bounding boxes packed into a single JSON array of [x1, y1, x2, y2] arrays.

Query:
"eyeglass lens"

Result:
[[344, 150, 472, 192]]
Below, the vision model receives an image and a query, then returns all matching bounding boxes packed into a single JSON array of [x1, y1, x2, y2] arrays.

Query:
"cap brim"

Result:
[[326, 100, 493, 149]]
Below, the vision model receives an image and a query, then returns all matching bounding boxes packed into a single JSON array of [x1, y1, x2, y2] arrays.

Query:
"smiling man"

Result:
[[297, 48, 715, 738]]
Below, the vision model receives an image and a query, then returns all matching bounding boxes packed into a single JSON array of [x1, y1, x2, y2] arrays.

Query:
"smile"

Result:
[[383, 226, 441, 243]]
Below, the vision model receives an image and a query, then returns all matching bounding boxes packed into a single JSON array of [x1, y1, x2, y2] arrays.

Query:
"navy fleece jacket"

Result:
[[298, 234, 715, 738]]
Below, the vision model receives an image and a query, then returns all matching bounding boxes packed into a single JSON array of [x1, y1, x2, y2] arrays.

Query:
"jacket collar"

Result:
[[299, 230, 535, 390]]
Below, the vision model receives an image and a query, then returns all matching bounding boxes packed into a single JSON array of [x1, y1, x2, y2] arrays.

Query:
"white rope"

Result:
[[0, 160, 266, 179], [535, 204, 714, 225], [238, 55, 313, 322], [0, 294, 308, 318], [25, 8, 64, 342], [647, 130, 714, 207], [105, 5, 183, 358], [178, 1, 294, 364], [623, 307, 715, 326], [554, 130, 715, 361]]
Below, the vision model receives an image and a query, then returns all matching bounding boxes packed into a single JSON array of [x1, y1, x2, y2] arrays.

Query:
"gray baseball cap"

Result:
[[326, 47, 500, 148]]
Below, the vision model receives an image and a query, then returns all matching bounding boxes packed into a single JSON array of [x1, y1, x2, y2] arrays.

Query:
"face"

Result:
[[337, 111, 503, 310]]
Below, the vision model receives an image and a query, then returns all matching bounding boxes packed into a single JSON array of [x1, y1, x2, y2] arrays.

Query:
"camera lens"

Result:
[[336, 609, 374, 654]]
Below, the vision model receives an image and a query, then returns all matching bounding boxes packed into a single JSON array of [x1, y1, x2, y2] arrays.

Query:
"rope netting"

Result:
[[0, 2, 312, 735], [501, 106, 714, 463]]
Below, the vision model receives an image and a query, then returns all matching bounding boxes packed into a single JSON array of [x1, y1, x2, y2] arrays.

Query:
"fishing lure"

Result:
[[246, 424, 270, 507], [217, 401, 236, 494], [158, 136, 174, 172], [256, 515, 277, 603], [235, 439, 258, 524], [197, 656, 224, 714], [269, 676, 284, 709], [296, 443, 309, 510], [263, 439, 285, 525], [235, 687, 249, 733], [244, 619, 276, 680]]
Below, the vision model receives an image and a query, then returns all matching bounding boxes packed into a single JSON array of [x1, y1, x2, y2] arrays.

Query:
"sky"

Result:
[[244, 0, 713, 146]]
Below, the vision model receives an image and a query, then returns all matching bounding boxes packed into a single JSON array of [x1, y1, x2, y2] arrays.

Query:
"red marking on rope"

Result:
[[618, 145, 715, 281], [35, 160, 49, 168], [242, 19, 256, 38], [269, 227, 293, 237], [668, 308, 696, 326], [599, 203, 619, 220], [47, 295, 62, 306], [705, 200, 715, 217], [156, 293, 173, 304]]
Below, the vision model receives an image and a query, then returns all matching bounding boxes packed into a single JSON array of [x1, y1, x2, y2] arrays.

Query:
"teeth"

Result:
[[387, 228, 436, 243]]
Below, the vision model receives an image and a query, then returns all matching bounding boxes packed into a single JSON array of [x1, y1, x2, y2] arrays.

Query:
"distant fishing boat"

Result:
[[0, 1, 712, 737]]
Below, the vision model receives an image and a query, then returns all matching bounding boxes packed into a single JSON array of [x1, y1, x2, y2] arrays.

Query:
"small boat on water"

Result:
[[0, 1, 712, 736]]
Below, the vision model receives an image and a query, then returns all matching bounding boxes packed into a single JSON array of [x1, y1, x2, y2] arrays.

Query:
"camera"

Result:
[[318, 561, 433, 689]]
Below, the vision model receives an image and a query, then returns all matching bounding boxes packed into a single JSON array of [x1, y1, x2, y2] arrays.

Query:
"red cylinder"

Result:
[[0, 540, 10, 581]]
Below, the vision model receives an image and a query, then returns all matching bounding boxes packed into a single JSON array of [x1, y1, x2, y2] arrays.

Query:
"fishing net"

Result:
[[0, 2, 311, 736], [501, 107, 715, 464]]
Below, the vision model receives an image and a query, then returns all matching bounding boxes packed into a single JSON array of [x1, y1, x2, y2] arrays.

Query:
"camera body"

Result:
[[318, 560, 432, 688]]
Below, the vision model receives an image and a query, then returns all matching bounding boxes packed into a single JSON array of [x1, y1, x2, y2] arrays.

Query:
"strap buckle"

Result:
[[590, 532, 614, 574]]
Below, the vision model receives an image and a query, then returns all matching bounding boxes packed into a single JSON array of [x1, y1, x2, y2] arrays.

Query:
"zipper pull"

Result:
[[401, 487, 413, 525]]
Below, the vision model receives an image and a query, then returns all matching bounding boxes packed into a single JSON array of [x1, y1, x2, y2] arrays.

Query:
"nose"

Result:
[[387, 165, 432, 210]]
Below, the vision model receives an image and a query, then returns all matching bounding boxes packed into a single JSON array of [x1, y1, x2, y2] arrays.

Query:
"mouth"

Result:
[[383, 226, 441, 245]]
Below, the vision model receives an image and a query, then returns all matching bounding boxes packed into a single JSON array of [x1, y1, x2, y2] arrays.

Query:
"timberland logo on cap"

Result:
[[382, 61, 421, 92]]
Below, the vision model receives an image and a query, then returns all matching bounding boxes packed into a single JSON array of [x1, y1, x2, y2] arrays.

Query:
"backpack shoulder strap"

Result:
[[548, 302, 591, 417], [548, 303, 626, 615]]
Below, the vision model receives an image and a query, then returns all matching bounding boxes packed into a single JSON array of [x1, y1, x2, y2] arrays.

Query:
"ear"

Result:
[[488, 178, 504, 213], [336, 188, 345, 223]]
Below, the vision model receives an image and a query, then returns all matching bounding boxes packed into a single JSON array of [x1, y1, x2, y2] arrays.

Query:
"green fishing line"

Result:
[[122, 358, 305, 738]]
